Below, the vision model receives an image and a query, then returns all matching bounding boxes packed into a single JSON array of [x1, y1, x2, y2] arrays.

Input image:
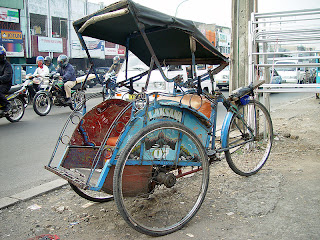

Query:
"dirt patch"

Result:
[[0, 97, 319, 240]]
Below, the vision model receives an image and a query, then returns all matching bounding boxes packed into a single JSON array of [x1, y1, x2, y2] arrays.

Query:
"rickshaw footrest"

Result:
[[45, 165, 89, 190]]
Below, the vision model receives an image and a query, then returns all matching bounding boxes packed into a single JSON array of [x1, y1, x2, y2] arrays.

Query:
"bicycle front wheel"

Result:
[[225, 100, 273, 176], [113, 121, 209, 236]]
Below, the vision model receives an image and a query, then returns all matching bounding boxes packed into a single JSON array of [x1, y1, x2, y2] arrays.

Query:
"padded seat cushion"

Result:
[[158, 94, 212, 119]]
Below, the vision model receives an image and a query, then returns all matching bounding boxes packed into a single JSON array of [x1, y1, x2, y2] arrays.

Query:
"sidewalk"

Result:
[[0, 96, 319, 240]]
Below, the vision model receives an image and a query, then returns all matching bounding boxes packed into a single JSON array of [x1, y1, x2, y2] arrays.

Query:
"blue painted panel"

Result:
[[12, 65, 22, 85], [26, 65, 37, 75], [115, 104, 209, 163]]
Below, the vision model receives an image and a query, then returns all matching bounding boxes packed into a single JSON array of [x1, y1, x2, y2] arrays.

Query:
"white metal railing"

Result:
[[249, 8, 320, 95], [257, 83, 320, 93]]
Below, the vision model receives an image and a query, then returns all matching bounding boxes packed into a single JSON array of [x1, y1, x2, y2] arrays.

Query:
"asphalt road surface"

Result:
[[0, 90, 314, 199]]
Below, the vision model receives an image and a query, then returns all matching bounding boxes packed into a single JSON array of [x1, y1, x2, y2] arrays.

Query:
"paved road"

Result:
[[0, 89, 314, 199], [0, 91, 103, 198]]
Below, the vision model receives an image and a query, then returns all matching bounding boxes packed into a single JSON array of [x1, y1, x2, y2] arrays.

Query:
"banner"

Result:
[[0, 7, 19, 23], [218, 32, 229, 47], [0, 30, 23, 44], [1, 42, 24, 57], [83, 40, 105, 51], [38, 37, 63, 53]]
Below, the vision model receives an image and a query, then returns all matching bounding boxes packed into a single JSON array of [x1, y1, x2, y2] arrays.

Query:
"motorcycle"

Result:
[[32, 73, 86, 116], [0, 82, 29, 122], [102, 71, 117, 101]]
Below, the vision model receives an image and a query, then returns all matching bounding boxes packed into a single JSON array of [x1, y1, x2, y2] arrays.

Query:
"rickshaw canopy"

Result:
[[73, 0, 229, 67]]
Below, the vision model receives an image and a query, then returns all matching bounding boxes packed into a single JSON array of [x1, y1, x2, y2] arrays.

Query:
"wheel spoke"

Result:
[[113, 121, 209, 236], [225, 100, 273, 176]]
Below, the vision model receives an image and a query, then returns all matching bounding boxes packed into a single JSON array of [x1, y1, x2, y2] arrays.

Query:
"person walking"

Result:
[[0, 46, 13, 113], [56, 54, 76, 105]]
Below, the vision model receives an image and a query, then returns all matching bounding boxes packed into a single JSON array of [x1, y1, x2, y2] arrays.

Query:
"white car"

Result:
[[275, 60, 305, 84], [214, 67, 229, 90], [114, 53, 214, 99]]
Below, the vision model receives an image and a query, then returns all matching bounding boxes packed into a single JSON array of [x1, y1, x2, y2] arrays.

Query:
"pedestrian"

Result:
[[0, 46, 13, 113], [56, 54, 76, 105], [44, 56, 56, 73]]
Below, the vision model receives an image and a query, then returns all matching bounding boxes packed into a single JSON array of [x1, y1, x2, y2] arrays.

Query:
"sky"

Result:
[[88, 0, 320, 27]]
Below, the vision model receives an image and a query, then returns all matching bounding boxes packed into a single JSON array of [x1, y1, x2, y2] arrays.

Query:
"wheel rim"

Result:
[[72, 91, 85, 111], [8, 98, 24, 121], [114, 122, 209, 235], [35, 93, 50, 114], [227, 101, 273, 175]]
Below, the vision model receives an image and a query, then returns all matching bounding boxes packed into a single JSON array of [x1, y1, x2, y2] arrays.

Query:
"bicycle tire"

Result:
[[225, 100, 273, 176], [113, 121, 209, 236]]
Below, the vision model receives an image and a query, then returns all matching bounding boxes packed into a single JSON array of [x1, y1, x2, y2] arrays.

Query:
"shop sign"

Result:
[[85, 40, 105, 51], [218, 32, 229, 47], [0, 30, 23, 44], [38, 37, 63, 53], [0, 7, 19, 23], [105, 48, 125, 56]]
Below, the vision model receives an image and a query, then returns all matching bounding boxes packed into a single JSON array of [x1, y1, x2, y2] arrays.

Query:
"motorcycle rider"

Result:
[[57, 54, 76, 105], [31, 56, 49, 98], [107, 55, 122, 76], [0, 46, 13, 113], [44, 56, 56, 73]]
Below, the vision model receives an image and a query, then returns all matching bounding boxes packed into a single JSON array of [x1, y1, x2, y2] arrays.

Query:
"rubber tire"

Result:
[[224, 100, 273, 176], [69, 183, 113, 203], [6, 97, 25, 122], [70, 91, 85, 111], [113, 121, 209, 236], [33, 91, 52, 116]]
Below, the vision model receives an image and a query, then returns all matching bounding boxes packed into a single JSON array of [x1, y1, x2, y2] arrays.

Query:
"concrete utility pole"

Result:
[[230, 0, 256, 91]]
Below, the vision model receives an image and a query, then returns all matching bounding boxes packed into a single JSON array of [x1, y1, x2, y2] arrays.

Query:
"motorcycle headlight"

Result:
[[153, 82, 166, 90]]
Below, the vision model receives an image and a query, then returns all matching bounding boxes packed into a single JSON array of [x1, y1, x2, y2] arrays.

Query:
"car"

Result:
[[275, 60, 305, 84], [214, 67, 229, 90], [115, 52, 215, 99]]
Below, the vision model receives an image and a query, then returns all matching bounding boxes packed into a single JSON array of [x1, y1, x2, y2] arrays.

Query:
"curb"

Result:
[[0, 179, 67, 210], [0, 87, 102, 210]]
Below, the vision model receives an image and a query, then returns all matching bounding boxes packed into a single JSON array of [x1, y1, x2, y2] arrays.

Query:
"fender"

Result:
[[221, 111, 233, 148]]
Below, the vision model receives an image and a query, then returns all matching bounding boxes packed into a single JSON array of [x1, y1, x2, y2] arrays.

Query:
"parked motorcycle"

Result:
[[0, 82, 29, 122], [32, 73, 86, 116]]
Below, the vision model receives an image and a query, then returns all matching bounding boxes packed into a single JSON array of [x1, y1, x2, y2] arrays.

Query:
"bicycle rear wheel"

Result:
[[225, 100, 273, 176], [113, 121, 209, 236]]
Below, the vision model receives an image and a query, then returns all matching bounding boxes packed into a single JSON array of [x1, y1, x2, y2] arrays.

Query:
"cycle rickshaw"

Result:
[[45, 0, 273, 236]]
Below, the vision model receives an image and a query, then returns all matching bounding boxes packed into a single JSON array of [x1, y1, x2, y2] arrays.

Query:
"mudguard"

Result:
[[221, 111, 233, 149]]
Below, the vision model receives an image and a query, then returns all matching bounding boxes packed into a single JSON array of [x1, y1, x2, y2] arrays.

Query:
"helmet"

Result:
[[0, 46, 6, 63], [113, 55, 120, 64], [0, 46, 6, 56], [57, 54, 69, 67], [36, 56, 44, 63], [44, 56, 52, 65]]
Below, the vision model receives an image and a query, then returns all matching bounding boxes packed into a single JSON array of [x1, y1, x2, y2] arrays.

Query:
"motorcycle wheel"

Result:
[[33, 91, 52, 116], [6, 97, 25, 122], [70, 90, 85, 111]]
